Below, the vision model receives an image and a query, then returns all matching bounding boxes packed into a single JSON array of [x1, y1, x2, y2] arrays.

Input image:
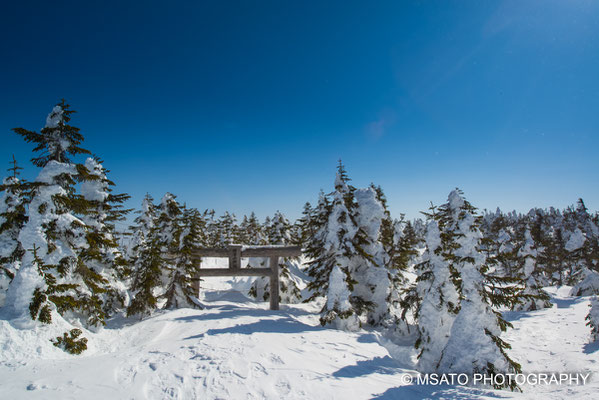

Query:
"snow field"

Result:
[[1, 282, 598, 399]]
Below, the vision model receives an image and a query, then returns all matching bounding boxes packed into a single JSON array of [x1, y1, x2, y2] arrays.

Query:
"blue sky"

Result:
[[1, 1, 598, 224]]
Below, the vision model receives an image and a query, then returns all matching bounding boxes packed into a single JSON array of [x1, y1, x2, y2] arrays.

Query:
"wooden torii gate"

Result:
[[190, 245, 302, 310]]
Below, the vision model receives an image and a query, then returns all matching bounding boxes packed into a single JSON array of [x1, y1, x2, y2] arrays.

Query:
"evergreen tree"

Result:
[[414, 218, 460, 373], [565, 199, 599, 295], [513, 228, 551, 311], [241, 212, 267, 245], [435, 190, 521, 390], [294, 201, 316, 247], [203, 209, 219, 247], [163, 206, 203, 309], [352, 186, 397, 326], [126, 194, 156, 261], [127, 193, 180, 317], [7, 102, 108, 353], [126, 231, 164, 318], [536, 209, 568, 286], [305, 162, 371, 330], [587, 296, 599, 342], [0, 156, 28, 307], [320, 265, 360, 331], [214, 212, 238, 246], [79, 157, 131, 316], [13, 100, 90, 167]]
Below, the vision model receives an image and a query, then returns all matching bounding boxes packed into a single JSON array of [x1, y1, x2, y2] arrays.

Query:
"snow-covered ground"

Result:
[[1, 279, 597, 399]]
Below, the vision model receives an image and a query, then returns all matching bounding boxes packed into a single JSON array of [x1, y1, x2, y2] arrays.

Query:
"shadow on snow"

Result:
[[371, 384, 511, 400], [184, 317, 322, 339], [332, 356, 403, 378]]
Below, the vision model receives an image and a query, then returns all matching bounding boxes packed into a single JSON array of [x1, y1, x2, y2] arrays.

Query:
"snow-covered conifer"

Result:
[[414, 218, 459, 373], [163, 206, 203, 309], [214, 212, 238, 246], [295, 201, 316, 248], [436, 190, 521, 389], [127, 194, 156, 261], [319, 265, 360, 331], [513, 229, 551, 311], [564, 199, 599, 294], [352, 186, 396, 326], [79, 157, 131, 315], [127, 193, 180, 317], [0, 156, 28, 307], [587, 296, 599, 342], [306, 162, 372, 329], [7, 101, 110, 340]]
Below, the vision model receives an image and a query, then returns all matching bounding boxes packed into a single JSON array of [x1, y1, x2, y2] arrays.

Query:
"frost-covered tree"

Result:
[[587, 296, 599, 342], [126, 230, 163, 318], [155, 193, 182, 252], [513, 228, 551, 311], [352, 186, 396, 326], [126, 194, 156, 261], [79, 157, 131, 315], [414, 218, 460, 373], [294, 201, 316, 248], [535, 209, 568, 286], [306, 162, 372, 330], [163, 206, 203, 309], [241, 212, 267, 245], [435, 190, 521, 390], [127, 193, 180, 317], [6, 102, 110, 354], [0, 156, 28, 307], [214, 211, 238, 246], [320, 265, 360, 331], [565, 199, 599, 295]]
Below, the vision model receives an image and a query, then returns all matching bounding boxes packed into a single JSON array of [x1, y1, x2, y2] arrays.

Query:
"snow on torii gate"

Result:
[[189, 245, 302, 310]]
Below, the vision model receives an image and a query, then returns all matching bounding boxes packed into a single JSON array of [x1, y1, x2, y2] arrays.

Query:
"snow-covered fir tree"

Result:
[[214, 211, 238, 246], [513, 228, 551, 311], [126, 194, 156, 261], [352, 186, 398, 327], [535, 209, 568, 286], [126, 228, 163, 318], [294, 201, 316, 248], [565, 199, 599, 295], [587, 296, 599, 342], [163, 206, 203, 309], [128, 193, 181, 317], [414, 218, 459, 373], [435, 190, 521, 390], [6, 101, 111, 353], [305, 162, 371, 330], [321, 265, 360, 331], [240, 212, 267, 245], [0, 156, 28, 307], [79, 157, 131, 316]]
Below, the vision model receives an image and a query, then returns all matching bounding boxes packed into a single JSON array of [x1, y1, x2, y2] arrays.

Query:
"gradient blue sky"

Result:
[[1, 0, 598, 224]]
